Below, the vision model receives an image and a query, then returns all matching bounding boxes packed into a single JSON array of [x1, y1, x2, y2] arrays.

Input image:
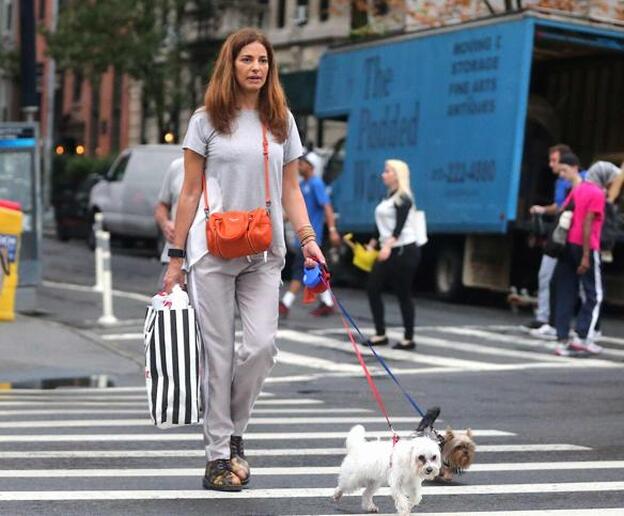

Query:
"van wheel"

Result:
[[155, 232, 166, 259], [56, 222, 70, 242], [434, 246, 463, 300]]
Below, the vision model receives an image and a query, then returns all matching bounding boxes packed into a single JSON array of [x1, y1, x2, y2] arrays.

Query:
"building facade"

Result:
[[0, 0, 18, 122]]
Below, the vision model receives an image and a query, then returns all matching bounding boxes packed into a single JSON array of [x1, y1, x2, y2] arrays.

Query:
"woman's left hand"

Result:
[[302, 240, 326, 268], [377, 245, 392, 262]]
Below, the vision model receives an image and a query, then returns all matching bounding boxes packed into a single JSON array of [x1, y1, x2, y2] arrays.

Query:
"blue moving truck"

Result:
[[315, 11, 624, 303]]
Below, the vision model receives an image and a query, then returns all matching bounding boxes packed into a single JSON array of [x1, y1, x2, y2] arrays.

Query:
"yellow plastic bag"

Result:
[[343, 233, 378, 273]]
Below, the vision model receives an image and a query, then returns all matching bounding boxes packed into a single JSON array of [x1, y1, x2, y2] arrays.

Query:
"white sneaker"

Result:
[[530, 324, 557, 340], [568, 337, 603, 355], [588, 329, 602, 341], [584, 342, 604, 354]]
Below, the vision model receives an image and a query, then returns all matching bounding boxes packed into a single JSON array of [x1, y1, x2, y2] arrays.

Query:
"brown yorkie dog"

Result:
[[415, 407, 477, 482], [438, 427, 476, 481]]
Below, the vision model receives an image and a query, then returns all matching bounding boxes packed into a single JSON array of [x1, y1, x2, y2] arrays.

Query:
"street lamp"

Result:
[[75, 144, 85, 155]]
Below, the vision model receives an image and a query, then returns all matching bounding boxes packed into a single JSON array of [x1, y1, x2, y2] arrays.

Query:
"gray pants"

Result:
[[536, 254, 557, 324], [188, 252, 282, 461]]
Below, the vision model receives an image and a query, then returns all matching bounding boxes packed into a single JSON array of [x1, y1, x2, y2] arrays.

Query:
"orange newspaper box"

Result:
[[0, 199, 22, 321]]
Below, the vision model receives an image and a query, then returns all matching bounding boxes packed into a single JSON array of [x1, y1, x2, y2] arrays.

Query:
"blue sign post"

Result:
[[0, 123, 42, 312]]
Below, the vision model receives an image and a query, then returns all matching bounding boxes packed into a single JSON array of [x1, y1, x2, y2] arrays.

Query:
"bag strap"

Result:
[[202, 124, 270, 219]]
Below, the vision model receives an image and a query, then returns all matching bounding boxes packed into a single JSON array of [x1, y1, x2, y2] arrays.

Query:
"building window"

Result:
[[257, 0, 268, 27], [294, 0, 308, 26], [372, 0, 389, 16], [38, 0, 46, 20], [320, 0, 330, 22], [351, 0, 367, 30], [5, 2, 13, 31], [72, 71, 83, 102], [277, 0, 286, 28]]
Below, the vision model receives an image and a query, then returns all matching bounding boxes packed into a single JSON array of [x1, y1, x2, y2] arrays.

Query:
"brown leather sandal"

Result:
[[202, 459, 242, 492], [230, 435, 250, 486]]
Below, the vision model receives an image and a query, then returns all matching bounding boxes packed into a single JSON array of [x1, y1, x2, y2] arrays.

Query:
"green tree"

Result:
[[43, 0, 162, 154]]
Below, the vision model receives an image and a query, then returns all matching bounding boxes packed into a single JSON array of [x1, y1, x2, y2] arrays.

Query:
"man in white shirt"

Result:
[[154, 157, 184, 285]]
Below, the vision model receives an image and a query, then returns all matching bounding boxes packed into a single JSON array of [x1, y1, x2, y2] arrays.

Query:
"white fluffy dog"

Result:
[[332, 425, 441, 515]]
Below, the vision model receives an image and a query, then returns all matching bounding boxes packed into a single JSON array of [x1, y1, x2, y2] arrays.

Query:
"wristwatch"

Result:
[[168, 248, 186, 258]]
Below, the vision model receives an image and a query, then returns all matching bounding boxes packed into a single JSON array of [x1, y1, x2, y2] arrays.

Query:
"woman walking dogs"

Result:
[[163, 28, 325, 492], [366, 160, 422, 350]]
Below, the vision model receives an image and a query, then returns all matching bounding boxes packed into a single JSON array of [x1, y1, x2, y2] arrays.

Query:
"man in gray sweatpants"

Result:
[[187, 252, 283, 461]]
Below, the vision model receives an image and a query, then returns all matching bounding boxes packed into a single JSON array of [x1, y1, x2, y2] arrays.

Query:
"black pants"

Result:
[[553, 244, 603, 341], [367, 243, 421, 341]]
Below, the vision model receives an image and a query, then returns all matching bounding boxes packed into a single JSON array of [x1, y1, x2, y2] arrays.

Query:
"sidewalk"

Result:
[[0, 287, 144, 388]]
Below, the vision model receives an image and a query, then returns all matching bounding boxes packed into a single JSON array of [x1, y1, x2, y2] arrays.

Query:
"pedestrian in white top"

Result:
[[162, 28, 326, 492], [366, 160, 422, 351]]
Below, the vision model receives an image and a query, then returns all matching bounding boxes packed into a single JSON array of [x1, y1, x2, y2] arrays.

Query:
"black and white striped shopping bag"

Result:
[[143, 306, 202, 428]]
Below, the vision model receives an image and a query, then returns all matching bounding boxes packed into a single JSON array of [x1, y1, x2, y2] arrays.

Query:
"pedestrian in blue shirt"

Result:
[[280, 150, 341, 317]]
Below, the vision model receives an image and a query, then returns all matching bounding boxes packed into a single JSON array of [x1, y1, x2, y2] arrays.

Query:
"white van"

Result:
[[89, 145, 182, 249]]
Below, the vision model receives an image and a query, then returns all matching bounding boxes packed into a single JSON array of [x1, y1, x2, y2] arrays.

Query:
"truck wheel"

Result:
[[155, 232, 166, 259], [434, 246, 463, 300]]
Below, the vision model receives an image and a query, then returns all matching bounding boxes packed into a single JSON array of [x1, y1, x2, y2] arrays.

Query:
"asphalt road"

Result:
[[2, 236, 623, 515]]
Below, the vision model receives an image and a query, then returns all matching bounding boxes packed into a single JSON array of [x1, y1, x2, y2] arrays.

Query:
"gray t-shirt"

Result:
[[182, 107, 303, 268], [158, 157, 184, 264]]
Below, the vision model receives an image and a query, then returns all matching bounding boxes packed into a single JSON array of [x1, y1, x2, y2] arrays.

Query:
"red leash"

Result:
[[304, 261, 399, 442], [332, 290, 397, 438]]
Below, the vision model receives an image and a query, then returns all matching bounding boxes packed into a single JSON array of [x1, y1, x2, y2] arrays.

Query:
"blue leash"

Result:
[[333, 296, 426, 418]]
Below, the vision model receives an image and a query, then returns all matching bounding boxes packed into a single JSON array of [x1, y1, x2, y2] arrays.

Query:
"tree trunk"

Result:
[[140, 84, 149, 144], [89, 75, 101, 156], [110, 67, 123, 153]]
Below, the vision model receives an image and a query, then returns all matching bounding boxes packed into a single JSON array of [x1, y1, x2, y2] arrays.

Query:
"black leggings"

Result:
[[367, 243, 421, 341]]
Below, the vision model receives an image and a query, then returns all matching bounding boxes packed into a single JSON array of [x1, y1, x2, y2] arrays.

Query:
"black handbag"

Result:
[[543, 201, 575, 258]]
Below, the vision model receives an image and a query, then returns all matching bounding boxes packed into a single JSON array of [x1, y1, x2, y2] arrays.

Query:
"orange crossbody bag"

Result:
[[202, 125, 272, 259]]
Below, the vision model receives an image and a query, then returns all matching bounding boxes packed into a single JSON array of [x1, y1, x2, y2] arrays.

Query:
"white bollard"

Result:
[[97, 231, 118, 326], [93, 213, 104, 292]]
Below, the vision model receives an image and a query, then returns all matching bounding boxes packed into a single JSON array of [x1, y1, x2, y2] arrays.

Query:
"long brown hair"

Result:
[[204, 28, 289, 142]]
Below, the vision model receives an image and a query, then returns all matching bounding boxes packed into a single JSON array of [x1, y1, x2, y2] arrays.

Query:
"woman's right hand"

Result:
[[163, 259, 186, 293]]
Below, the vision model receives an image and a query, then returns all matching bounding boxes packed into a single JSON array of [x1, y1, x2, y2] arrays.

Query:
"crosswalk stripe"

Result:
[[595, 335, 624, 346], [0, 391, 273, 401], [0, 443, 591, 459], [255, 399, 322, 405], [385, 330, 570, 362], [278, 329, 504, 370], [1, 482, 623, 501], [101, 333, 143, 340], [0, 416, 443, 428], [439, 327, 624, 360], [0, 401, 150, 407], [312, 510, 624, 516], [0, 395, 308, 407], [0, 407, 370, 417], [3, 461, 623, 477], [0, 387, 146, 394], [0, 429, 512, 442], [276, 350, 369, 373], [0, 395, 147, 401]]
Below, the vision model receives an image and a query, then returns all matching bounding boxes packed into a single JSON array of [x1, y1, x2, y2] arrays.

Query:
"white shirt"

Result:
[[375, 195, 418, 248]]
